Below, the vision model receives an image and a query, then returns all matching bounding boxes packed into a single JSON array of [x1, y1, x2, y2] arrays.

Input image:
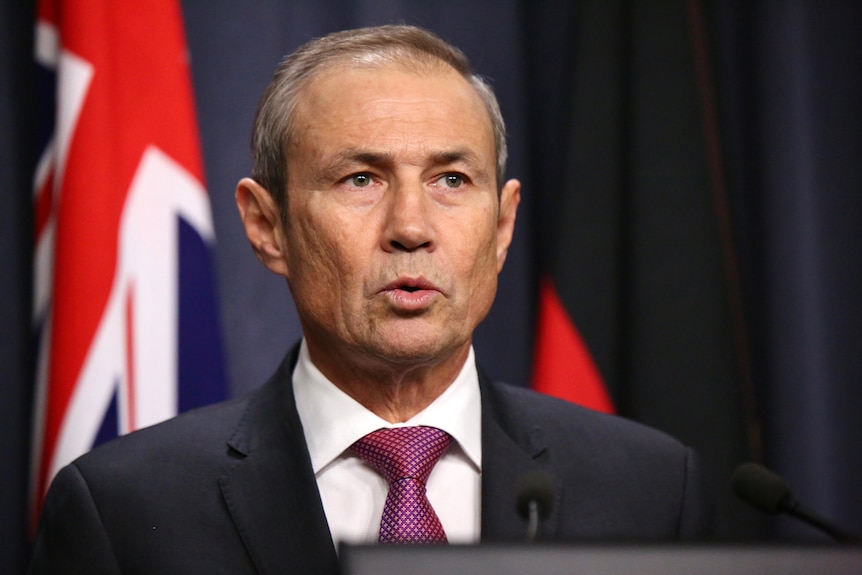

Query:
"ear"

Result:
[[235, 177, 290, 277], [495, 178, 521, 273]]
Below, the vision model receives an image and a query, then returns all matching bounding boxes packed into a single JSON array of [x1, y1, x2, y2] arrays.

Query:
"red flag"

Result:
[[31, 0, 226, 529], [532, 279, 615, 413]]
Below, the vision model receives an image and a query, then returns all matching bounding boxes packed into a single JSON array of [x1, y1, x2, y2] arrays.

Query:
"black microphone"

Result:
[[515, 471, 555, 542], [731, 462, 861, 543]]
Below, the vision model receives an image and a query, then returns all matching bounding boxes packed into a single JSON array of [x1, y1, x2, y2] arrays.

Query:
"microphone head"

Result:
[[515, 471, 555, 520], [731, 462, 793, 514]]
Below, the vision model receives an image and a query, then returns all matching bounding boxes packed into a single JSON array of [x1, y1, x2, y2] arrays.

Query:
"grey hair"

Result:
[[250, 25, 508, 214]]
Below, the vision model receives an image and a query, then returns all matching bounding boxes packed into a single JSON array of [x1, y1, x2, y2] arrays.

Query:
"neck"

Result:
[[306, 342, 471, 423]]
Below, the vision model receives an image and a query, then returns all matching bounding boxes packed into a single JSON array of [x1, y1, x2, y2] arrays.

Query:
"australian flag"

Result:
[[30, 0, 227, 528]]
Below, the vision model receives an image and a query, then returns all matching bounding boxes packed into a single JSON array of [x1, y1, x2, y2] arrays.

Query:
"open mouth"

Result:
[[383, 276, 439, 294], [380, 276, 441, 310]]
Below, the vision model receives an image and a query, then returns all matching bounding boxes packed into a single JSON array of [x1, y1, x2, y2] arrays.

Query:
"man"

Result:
[[29, 25, 714, 575]]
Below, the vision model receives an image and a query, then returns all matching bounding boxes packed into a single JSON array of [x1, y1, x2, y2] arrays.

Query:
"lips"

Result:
[[380, 276, 442, 311], [382, 276, 439, 293]]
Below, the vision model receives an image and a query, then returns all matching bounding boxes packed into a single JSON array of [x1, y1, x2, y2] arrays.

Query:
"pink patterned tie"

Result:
[[352, 426, 452, 544]]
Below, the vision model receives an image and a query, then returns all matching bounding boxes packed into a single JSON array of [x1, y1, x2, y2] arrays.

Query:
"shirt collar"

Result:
[[292, 339, 482, 474]]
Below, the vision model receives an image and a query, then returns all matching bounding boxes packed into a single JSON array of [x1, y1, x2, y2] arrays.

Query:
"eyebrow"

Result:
[[428, 149, 492, 185], [429, 148, 484, 168], [323, 147, 489, 178], [313, 150, 392, 180]]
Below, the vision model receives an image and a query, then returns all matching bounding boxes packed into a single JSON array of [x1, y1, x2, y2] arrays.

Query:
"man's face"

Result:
[[270, 63, 519, 374]]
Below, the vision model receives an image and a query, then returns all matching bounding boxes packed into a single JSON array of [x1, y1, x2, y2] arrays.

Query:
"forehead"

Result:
[[288, 63, 496, 165]]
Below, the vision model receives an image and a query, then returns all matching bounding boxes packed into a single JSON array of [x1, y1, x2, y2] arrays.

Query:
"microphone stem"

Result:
[[784, 500, 861, 544], [526, 500, 539, 541]]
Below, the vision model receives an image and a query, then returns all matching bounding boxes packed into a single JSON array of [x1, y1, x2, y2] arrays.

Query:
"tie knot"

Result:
[[352, 426, 451, 484]]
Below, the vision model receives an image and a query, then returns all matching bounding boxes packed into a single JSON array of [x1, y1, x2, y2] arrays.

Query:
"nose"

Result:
[[381, 180, 435, 253]]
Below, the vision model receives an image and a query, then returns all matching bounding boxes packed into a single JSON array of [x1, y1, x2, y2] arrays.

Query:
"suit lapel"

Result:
[[218, 348, 338, 575], [479, 372, 562, 541]]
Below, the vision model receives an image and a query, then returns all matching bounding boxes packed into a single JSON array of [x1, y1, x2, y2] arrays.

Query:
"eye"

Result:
[[349, 173, 373, 187], [437, 173, 465, 188]]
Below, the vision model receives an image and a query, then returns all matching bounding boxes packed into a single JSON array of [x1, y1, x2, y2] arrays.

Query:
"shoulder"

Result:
[[33, 389, 276, 573], [69, 393, 252, 487], [482, 379, 715, 538], [72, 348, 298, 477], [484, 379, 685, 456], [481, 378, 700, 494]]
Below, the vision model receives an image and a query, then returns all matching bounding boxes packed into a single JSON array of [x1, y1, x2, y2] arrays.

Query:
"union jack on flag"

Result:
[[30, 0, 227, 528]]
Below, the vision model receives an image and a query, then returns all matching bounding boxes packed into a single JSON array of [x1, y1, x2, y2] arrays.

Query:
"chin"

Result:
[[368, 331, 466, 367]]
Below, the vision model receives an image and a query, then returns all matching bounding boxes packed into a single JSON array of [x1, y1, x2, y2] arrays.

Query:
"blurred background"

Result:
[[2, 0, 861, 571]]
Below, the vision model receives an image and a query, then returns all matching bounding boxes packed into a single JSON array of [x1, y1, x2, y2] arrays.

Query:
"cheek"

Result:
[[455, 218, 500, 294], [287, 219, 335, 285], [467, 217, 499, 269], [287, 211, 365, 290]]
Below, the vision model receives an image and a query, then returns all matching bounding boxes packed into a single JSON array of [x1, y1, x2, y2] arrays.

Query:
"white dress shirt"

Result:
[[292, 339, 482, 548]]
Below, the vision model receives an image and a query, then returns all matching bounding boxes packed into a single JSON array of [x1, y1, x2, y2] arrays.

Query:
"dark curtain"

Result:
[[526, 0, 763, 538], [0, 0, 37, 573], [714, 0, 862, 538], [2, 0, 861, 570]]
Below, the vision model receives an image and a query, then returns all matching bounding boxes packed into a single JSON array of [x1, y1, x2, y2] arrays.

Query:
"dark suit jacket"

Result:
[[29, 347, 714, 574]]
